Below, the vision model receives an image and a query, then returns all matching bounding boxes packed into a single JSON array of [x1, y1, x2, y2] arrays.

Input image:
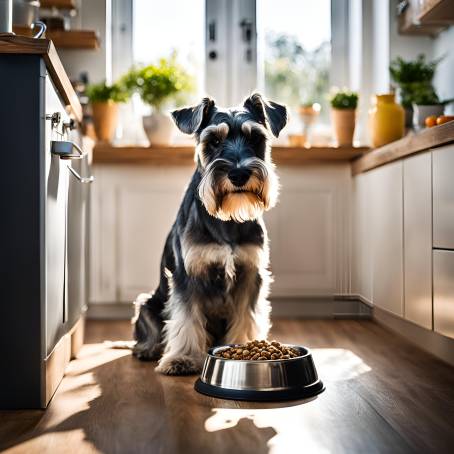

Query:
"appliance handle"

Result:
[[51, 140, 86, 160], [32, 21, 46, 39], [67, 165, 94, 184]]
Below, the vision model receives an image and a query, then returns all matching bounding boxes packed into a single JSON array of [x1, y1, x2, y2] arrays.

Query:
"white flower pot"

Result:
[[142, 111, 174, 146], [412, 104, 444, 130]]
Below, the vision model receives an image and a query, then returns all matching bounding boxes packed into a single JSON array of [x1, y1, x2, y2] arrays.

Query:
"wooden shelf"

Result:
[[46, 30, 99, 50], [92, 144, 368, 166], [397, 0, 446, 36], [352, 121, 454, 175], [419, 0, 454, 25], [40, 0, 76, 9], [13, 26, 99, 50]]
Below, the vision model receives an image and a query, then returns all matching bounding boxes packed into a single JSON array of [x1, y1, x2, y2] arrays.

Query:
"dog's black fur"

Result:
[[132, 94, 288, 375]]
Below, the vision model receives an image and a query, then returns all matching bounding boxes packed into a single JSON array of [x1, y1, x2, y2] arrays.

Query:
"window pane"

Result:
[[258, 0, 331, 133], [132, 0, 205, 102]]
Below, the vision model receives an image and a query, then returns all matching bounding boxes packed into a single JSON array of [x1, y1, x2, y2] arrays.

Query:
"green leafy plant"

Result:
[[86, 81, 130, 103], [123, 56, 194, 110], [389, 54, 442, 108], [412, 84, 440, 105], [330, 90, 359, 109]]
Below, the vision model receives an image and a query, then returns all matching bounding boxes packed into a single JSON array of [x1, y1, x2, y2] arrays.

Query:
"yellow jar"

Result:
[[369, 94, 405, 148]]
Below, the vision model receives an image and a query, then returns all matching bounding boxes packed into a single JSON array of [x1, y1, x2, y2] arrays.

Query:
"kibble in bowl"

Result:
[[214, 340, 301, 361]]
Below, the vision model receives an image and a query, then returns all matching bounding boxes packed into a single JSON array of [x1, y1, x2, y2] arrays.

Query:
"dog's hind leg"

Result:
[[132, 233, 175, 361], [132, 292, 165, 360]]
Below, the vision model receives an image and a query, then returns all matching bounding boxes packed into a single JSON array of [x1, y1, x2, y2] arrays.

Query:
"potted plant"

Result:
[[124, 57, 194, 145], [389, 54, 441, 127], [411, 85, 443, 131], [330, 90, 358, 146], [296, 101, 321, 146], [86, 81, 130, 143]]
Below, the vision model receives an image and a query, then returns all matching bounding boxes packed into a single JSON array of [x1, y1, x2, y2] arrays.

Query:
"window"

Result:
[[112, 0, 348, 143], [258, 0, 331, 122], [132, 0, 205, 101]]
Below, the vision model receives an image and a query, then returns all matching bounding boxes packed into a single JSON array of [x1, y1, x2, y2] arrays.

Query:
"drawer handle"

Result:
[[68, 166, 94, 184], [51, 140, 86, 160]]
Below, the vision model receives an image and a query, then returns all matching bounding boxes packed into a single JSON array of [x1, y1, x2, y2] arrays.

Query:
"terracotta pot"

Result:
[[331, 108, 356, 146], [91, 101, 119, 143], [142, 111, 174, 146], [369, 94, 405, 148]]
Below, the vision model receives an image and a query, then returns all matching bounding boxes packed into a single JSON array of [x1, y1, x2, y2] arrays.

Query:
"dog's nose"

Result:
[[228, 168, 252, 187]]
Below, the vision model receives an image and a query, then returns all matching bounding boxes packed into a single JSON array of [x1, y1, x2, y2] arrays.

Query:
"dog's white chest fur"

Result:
[[182, 241, 268, 279]]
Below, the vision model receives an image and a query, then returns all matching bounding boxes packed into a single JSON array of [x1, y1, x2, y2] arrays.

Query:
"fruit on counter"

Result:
[[436, 115, 454, 125], [425, 115, 437, 128]]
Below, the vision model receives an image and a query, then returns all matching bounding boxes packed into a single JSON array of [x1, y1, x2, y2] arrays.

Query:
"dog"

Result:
[[132, 93, 288, 375]]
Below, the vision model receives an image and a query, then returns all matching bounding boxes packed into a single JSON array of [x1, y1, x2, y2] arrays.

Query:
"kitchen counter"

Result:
[[93, 144, 369, 166], [0, 34, 82, 121], [352, 121, 454, 175]]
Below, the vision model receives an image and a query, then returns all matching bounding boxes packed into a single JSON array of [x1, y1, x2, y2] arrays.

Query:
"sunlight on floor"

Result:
[[312, 348, 371, 381], [205, 405, 330, 454], [204, 349, 370, 454]]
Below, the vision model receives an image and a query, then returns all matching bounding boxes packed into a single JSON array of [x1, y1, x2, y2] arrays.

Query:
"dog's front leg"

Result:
[[224, 271, 271, 344], [156, 293, 208, 375]]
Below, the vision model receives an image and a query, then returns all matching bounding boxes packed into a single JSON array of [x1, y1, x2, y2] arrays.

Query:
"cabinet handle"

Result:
[[68, 166, 94, 184], [51, 140, 86, 160]]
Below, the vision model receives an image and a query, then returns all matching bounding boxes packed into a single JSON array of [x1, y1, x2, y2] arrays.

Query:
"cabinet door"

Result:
[[265, 165, 351, 297], [44, 77, 70, 355], [433, 250, 454, 339], [89, 166, 194, 303], [403, 152, 432, 329], [433, 145, 454, 249], [352, 171, 373, 303], [370, 161, 404, 316]]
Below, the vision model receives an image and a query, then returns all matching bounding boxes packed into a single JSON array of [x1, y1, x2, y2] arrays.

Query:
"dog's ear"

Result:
[[171, 97, 216, 135], [243, 93, 288, 137]]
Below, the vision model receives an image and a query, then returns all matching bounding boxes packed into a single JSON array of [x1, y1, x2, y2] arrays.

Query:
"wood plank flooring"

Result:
[[1, 319, 454, 454]]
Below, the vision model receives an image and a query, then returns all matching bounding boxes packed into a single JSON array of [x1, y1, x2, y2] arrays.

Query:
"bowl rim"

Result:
[[207, 343, 312, 363]]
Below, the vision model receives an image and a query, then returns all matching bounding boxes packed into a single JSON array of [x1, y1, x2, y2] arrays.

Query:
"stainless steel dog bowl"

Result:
[[195, 344, 324, 401]]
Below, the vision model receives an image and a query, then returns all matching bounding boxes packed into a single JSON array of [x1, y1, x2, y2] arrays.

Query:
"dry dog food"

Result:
[[215, 340, 300, 360]]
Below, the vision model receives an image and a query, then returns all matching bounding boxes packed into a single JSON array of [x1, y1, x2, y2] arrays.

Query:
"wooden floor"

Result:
[[1, 319, 454, 454]]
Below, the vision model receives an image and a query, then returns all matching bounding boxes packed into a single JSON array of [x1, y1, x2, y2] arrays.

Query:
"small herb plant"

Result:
[[86, 81, 130, 103], [389, 54, 442, 108], [123, 55, 194, 110], [330, 90, 359, 109]]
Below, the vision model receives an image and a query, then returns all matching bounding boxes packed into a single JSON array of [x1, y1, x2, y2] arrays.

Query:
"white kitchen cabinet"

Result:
[[265, 165, 352, 297], [89, 163, 352, 304], [351, 171, 373, 303], [433, 144, 454, 250], [370, 161, 404, 316], [89, 165, 194, 303], [403, 152, 432, 330], [433, 250, 454, 339]]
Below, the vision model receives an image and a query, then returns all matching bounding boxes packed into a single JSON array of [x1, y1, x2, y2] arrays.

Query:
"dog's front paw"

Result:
[[156, 355, 203, 375], [133, 342, 164, 361]]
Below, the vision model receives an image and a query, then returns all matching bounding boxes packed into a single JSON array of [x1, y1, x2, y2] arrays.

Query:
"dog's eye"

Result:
[[210, 138, 221, 147]]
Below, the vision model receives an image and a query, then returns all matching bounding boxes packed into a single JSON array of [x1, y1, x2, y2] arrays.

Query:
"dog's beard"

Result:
[[198, 157, 279, 223]]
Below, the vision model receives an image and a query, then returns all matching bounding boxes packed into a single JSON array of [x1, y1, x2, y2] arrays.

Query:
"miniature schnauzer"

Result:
[[132, 93, 288, 375]]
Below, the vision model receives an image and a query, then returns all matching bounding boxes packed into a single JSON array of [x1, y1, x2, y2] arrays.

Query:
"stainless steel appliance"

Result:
[[0, 53, 92, 408]]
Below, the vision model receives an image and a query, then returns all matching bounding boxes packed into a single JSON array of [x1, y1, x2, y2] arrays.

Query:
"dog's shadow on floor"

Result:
[[1, 348, 318, 454]]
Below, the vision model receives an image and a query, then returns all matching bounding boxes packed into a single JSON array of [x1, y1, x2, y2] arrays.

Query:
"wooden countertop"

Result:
[[352, 121, 454, 175], [0, 34, 82, 122], [92, 144, 369, 166]]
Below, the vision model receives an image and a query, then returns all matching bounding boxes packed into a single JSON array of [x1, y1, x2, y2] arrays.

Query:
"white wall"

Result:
[[58, 0, 111, 84], [433, 26, 454, 115]]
